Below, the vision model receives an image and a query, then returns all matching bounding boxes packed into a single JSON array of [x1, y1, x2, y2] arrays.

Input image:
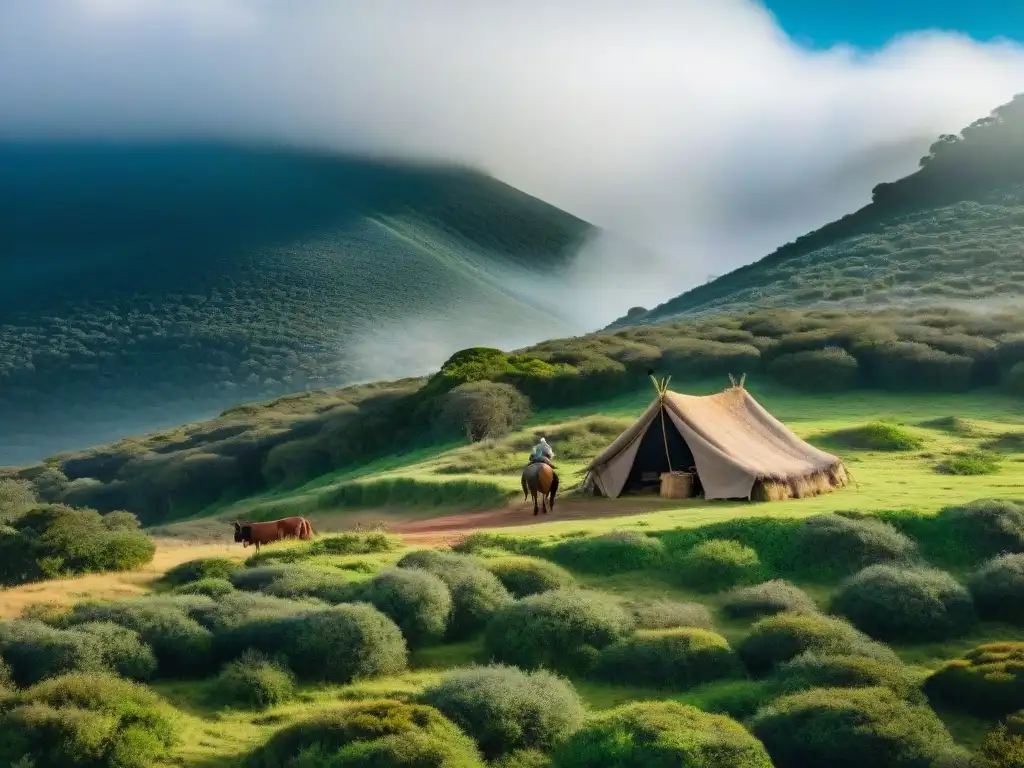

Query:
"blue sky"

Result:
[[763, 0, 1023, 49]]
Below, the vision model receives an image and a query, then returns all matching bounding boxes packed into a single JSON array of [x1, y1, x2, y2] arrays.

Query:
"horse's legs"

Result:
[[532, 490, 539, 516]]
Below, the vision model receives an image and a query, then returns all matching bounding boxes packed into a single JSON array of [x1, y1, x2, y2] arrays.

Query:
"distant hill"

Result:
[[609, 94, 1024, 328], [0, 142, 594, 465]]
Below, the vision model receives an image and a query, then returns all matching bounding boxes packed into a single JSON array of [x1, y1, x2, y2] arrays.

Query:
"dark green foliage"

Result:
[[551, 700, 773, 768], [244, 699, 484, 767], [0, 504, 154, 587], [750, 686, 962, 768], [658, 338, 762, 380], [190, 590, 322, 633], [161, 557, 242, 587], [73, 622, 158, 681], [61, 600, 214, 677], [346, 568, 453, 648], [977, 719, 1024, 768], [861, 341, 975, 392], [796, 513, 918, 577], [218, 604, 408, 683], [936, 499, 1024, 558], [970, 554, 1024, 624], [213, 649, 295, 710], [421, 665, 584, 758], [491, 750, 551, 768], [657, 517, 805, 577], [738, 612, 898, 675], [258, 566, 352, 603], [546, 531, 665, 574], [396, 551, 512, 639], [620, 597, 714, 630], [925, 643, 1024, 717], [832, 565, 975, 641], [173, 577, 236, 597], [484, 556, 574, 598], [723, 580, 818, 619], [243, 532, 399, 566], [594, 628, 744, 690], [1006, 361, 1024, 396], [773, 652, 923, 701], [936, 449, 1002, 475], [0, 620, 106, 686], [484, 589, 633, 675], [438, 381, 532, 441], [0, 673, 177, 768], [818, 421, 925, 451], [230, 565, 292, 592], [669, 539, 762, 591], [768, 346, 860, 392]]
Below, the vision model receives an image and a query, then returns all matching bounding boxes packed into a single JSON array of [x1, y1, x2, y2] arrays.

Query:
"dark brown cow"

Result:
[[234, 516, 313, 553]]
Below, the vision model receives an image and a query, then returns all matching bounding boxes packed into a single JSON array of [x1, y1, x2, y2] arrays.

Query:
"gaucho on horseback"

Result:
[[522, 436, 559, 516]]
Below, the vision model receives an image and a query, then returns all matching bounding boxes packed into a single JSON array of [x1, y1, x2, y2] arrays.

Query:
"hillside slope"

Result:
[[0, 143, 594, 464], [610, 94, 1024, 327]]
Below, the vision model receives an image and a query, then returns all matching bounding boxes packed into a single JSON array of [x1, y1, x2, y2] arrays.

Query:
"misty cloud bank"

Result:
[[4, 1, 1024, 350]]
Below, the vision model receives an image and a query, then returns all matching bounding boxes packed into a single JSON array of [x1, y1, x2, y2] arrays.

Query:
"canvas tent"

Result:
[[582, 383, 847, 502]]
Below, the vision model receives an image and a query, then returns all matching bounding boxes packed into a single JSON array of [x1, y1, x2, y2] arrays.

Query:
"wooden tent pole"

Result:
[[651, 374, 673, 473]]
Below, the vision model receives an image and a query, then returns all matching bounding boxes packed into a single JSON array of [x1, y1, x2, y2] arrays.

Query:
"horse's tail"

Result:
[[549, 471, 559, 510], [303, 519, 314, 539], [522, 471, 529, 500]]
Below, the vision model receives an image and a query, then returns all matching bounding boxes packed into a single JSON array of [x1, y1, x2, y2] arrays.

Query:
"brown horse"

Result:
[[521, 462, 559, 516]]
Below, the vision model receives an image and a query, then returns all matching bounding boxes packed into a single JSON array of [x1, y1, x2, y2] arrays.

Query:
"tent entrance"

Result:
[[622, 407, 703, 496]]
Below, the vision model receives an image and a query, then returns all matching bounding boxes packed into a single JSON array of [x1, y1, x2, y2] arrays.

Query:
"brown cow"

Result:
[[233, 516, 313, 553]]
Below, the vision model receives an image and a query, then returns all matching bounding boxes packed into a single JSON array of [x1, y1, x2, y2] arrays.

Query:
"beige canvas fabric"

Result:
[[585, 386, 844, 500]]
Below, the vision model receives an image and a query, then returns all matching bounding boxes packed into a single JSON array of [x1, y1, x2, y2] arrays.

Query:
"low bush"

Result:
[[546, 531, 665, 574], [397, 551, 511, 639], [969, 554, 1024, 624], [669, 539, 762, 591], [218, 604, 408, 683], [925, 643, 1024, 716], [421, 665, 584, 759], [244, 699, 484, 768], [723, 580, 818, 619], [768, 346, 860, 392], [73, 621, 158, 681], [438, 381, 532, 442], [820, 421, 925, 451], [937, 449, 1002, 475], [190, 591, 321, 632], [935, 499, 1024, 559], [738, 612, 897, 675], [594, 628, 745, 690], [485, 556, 574, 597], [0, 619, 106, 686], [831, 565, 976, 641], [491, 750, 551, 768], [230, 565, 291, 592], [750, 686, 963, 768], [258, 566, 352, 603], [161, 556, 242, 587], [173, 577, 236, 597], [551, 700, 773, 768], [0, 672, 177, 768], [773, 652, 923, 701], [620, 597, 713, 630], [796, 513, 918, 577], [213, 649, 295, 710], [485, 589, 633, 675], [346, 568, 452, 648], [60, 600, 214, 677], [244, 531, 399, 566], [977, 721, 1024, 768]]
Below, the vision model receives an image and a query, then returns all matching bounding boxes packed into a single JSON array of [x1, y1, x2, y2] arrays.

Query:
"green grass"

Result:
[[935, 450, 1002, 476], [816, 421, 926, 452]]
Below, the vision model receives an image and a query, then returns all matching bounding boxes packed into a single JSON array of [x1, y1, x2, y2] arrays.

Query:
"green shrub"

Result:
[[214, 649, 295, 710], [620, 597, 713, 630], [346, 568, 452, 648], [546, 531, 665, 574], [485, 557, 574, 597], [937, 449, 1002, 475], [258, 566, 352, 603], [773, 652, 923, 701], [73, 622, 157, 681], [750, 686, 963, 768], [161, 556, 242, 587], [977, 722, 1024, 768], [551, 700, 772, 768], [925, 643, 1024, 716], [935, 499, 1024, 557], [738, 612, 897, 675], [397, 551, 511, 639], [0, 620, 106, 686], [658, 339, 763, 381], [485, 589, 633, 675], [421, 665, 584, 759], [768, 347, 860, 392], [244, 532, 399, 566], [0, 672, 177, 768], [832, 565, 976, 641], [820, 421, 925, 451], [860, 341, 974, 392], [188, 591, 322, 633], [796, 513, 918, 577], [244, 699, 483, 768], [970, 554, 1024, 624], [594, 628, 744, 690], [669, 539, 762, 591], [438, 381, 532, 441], [230, 565, 291, 592], [173, 577, 236, 597], [61, 600, 214, 677], [218, 604, 407, 683], [491, 750, 551, 768], [723, 580, 818, 619]]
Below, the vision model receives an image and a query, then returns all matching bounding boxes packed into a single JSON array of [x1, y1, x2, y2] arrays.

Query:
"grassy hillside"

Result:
[[613, 93, 1024, 326], [0, 142, 594, 465]]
